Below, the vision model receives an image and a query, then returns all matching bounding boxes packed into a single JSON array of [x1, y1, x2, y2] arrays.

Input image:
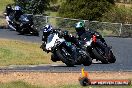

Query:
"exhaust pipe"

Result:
[[8, 24, 16, 31]]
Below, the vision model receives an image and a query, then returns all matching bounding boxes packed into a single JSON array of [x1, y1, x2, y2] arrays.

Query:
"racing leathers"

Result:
[[76, 28, 107, 46]]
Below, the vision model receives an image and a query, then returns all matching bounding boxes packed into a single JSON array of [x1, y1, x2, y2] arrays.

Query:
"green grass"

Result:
[[0, 39, 52, 66], [0, 82, 131, 88], [0, 81, 42, 88], [59, 85, 132, 88], [0, 0, 14, 26], [0, 0, 14, 13]]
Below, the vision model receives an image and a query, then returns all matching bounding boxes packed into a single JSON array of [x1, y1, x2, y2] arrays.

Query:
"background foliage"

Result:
[[101, 5, 132, 24], [13, 0, 50, 14], [58, 0, 114, 21]]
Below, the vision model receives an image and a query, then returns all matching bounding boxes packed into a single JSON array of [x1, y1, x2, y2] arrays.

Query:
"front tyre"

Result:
[[81, 51, 92, 66], [51, 53, 59, 62], [92, 48, 108, 64], [56, 47, 75, 67]]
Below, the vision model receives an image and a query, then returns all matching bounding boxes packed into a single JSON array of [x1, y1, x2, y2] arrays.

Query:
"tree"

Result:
[[58, 0, 115, 21], [13, 0, 50, 14]]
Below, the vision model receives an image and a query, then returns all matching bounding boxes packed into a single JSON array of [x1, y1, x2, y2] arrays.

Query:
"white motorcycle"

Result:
[[45, 33, 75, 66], [45, 32, 92, 66]]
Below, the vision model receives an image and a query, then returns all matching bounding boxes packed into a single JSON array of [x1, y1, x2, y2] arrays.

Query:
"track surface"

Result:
[[0, 29, 132, 72]]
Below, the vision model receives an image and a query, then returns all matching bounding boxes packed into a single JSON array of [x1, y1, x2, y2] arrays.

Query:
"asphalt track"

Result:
[[0, 29, 132, 72]]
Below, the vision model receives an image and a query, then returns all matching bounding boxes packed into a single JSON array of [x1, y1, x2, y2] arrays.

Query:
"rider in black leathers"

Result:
[[75, 21, 107, 46], [41, 24, 78, 50], [41, 24, 54, 52], [75, 21, 109, 56], [14, 5, 23, 21], [5, 4, 14, 16]]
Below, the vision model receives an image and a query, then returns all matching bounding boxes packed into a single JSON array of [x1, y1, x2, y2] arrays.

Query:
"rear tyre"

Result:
[[108, 50, 116, 63], [18, 31, 25, 35], [56, 47, 75, 67], [33, 32, 39, 36]]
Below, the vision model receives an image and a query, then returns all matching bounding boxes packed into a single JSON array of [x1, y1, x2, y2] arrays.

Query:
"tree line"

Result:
[[13, 0, 114, 19], [13, 0, 131, 23]]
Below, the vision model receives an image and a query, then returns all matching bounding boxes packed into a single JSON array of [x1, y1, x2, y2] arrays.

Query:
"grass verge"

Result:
[[0, 81, 42, 88], [0, 80, 131, 88], [0, 72, 131, 87], [0, 0, 14, 27], [0, 39, 53, 66], [0, 0, 14, 13]]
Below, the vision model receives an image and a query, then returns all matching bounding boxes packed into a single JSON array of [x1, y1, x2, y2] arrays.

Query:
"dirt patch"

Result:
[[0, 71, 131, 87]]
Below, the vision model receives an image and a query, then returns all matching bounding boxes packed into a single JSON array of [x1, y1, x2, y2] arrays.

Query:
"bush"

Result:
[[58, 0, 114, 21], [101, 6, 132, 24]]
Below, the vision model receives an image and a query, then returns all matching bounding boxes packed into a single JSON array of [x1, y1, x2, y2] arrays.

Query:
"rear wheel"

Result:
[[33, 32, 39, 36], [108, 50, 116, 63], [30, 29, 39, 36], [56, 47, 75, 67], [18, 30, 25, 35]]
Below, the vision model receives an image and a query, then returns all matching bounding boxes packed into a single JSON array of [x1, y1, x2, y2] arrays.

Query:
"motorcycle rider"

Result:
[[75, 21, 109, 57], [40, 24, 75, 51], [5, 4, 14, 16], [40, 24, 53, 52], [75, 21, 107, 46], [14, 5, 23, 22], [40, 24, 79, 62]]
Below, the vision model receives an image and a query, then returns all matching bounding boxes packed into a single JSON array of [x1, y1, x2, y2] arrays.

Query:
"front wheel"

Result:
[[81, 51, 92, 66], [51, 53, 60, 62], [92, 48, 108, 64], [56, 47, 75, 67]]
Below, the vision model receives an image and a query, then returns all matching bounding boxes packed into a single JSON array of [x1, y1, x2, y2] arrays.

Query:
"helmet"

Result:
[[42, 24, 53, 37], [42, 24, 53, 36], [75, 21, 85, 30], [5, 4, 12, 16], [43, 24, 53, 33], [75, 21, 86, 36], [14, 5, 21, 11], [6, 4, 12, 9]]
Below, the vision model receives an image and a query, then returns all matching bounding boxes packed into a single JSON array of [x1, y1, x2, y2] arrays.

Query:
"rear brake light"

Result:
[[92, 35, 96, 43]]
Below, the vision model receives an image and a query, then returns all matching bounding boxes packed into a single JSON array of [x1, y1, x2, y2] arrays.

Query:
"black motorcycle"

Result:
[[4, 6, 39, 36], [79, 32, 116, 64], [17, 14, 39, 36]]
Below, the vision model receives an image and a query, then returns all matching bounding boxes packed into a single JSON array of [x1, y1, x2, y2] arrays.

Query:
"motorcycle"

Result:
[[17, 14, 39, 36], [4, 6, 39, 36], [44, 32, 92, 66], [80, 31, 116, 64]]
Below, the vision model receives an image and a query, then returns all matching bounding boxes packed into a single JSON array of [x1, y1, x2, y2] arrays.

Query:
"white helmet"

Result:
[[43, 24, 53, 33], [14, 5, 21, 10]]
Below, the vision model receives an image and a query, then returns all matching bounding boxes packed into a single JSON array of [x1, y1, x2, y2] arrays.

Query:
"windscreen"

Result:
[[47, 34, 54, 43]]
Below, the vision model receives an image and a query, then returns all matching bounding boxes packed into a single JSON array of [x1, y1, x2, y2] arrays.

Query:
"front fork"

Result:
[[62, 42, 77, 61]]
